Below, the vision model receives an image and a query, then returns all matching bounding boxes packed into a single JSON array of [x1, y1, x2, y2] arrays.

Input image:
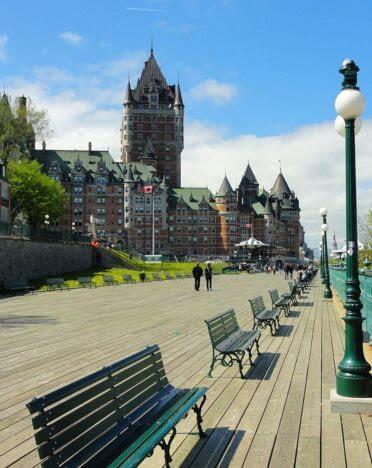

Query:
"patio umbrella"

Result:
[[234, 237, 270, 248]]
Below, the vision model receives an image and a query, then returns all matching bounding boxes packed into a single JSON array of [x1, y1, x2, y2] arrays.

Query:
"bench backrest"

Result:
[[205, 309, 239, 348], [269, 288, 280, 304], [152, 273, 160, 279], [123, 274, 133, 281], [3, 279, 29, 289], [165, 273, 173, 279], [26, 345, 170, 467], [103, 275, 114, 282], [46, 278, 64, 286], [248, 296, 265, 317], [78, 276, 92, 284]]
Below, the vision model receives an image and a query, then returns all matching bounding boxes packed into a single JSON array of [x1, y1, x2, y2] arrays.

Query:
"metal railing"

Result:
[[0, 220, 91, 243], [329, 266, 372, 344]]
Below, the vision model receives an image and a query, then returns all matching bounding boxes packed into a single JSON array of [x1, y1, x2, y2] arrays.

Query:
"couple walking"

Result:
[[192, 262, 213, 291]]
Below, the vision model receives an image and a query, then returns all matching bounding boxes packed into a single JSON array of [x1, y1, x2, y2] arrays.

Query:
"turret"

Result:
[[121, 81, 134, 160]]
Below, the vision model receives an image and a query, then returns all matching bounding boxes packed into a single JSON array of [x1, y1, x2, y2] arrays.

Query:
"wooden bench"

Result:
[[282, 281, 298, 305], [77, 276, 97, 288], [269, 288, 291, 317], [46, 277, 69, 291], [103, 275, 119, 286], [122, 274, 134, 284], [3, 279, 34, 295], [248, 296, 280, 336], [205, 309, 261, 379], [164, 272, 175, 280], [26, 345, 207, 468], [152, 272, 163, 281]]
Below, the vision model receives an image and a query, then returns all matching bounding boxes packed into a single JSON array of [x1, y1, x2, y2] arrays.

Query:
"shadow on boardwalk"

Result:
[[0, 315, 57, 328], [180, 428, 245, 467]]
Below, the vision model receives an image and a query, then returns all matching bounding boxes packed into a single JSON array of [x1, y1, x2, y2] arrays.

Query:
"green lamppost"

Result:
[[320, 209, 332, 298], [334, 59, 372, 397], [319, 240, 324, 281]]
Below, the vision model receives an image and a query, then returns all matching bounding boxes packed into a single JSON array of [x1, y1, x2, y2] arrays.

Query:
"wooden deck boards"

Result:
[[0, 273, 370, 467]]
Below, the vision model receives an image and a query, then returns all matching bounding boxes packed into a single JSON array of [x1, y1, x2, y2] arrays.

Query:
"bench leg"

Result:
[[192, 394, 207, 438], [159, 426, 177, 468], [255, 338, 261, 356], [207, 349, 217, 377], [269, 321, 276, 336]]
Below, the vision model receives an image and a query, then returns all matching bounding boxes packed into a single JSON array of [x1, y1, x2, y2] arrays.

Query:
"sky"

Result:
[[1, 0, 372, 252]]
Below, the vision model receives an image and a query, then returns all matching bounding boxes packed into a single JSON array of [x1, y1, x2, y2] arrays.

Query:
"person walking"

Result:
[[192, 262, 203, 291], [205, 261, 213, 291]]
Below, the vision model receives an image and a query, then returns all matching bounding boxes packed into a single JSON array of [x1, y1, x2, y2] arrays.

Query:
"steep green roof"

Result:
[[170, 187, 216, 210], [216, 175, 233, 197], [32, 149, 156, 182], [269, 172, 292, 200], [252, 201, 266, 215]]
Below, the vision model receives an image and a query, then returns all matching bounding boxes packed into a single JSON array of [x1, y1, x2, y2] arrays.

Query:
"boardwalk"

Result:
[[0, 273, 371, 467]]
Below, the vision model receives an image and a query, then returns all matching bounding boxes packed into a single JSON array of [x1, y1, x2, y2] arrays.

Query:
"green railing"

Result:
[[0, 220, 91, 243], [329, 267, 372, 344]]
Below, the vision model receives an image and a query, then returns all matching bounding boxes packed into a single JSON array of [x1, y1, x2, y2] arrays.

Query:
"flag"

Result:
[[245, 223, 253, 228], [141, 185, 154, 193]]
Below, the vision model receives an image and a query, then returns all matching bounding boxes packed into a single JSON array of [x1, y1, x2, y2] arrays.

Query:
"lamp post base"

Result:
[[323, 286, 333, 298], [336, 373, 372, 398]]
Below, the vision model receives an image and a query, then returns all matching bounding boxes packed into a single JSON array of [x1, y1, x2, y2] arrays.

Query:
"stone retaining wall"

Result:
[[0, 238, 94, 281]]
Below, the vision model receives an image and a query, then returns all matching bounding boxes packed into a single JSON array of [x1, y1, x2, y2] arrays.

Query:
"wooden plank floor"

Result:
[[0, 273, 370, 467]]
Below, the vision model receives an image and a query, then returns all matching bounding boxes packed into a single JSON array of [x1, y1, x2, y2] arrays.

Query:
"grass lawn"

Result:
[[33, 260, 228, 290]]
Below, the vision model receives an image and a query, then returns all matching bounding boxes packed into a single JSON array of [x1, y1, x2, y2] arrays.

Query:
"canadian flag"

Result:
[[141, 185, 154, 194]]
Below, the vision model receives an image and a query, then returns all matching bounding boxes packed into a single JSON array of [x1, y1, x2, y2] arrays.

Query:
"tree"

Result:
[[7, 159, 68, 227], [0, 95, 54, 165], [359, 208, 372, 248]]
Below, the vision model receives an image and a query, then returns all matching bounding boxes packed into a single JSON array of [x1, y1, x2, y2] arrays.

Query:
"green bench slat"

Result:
[[109, 387, 207, 468], [27, 345, 207, 467]]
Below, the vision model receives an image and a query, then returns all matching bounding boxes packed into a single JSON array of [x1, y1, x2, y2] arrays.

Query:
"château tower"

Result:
[[120, 49, 184, 188]]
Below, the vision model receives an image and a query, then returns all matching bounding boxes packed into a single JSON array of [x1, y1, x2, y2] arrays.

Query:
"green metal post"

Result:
[[320, 241, 324, 281], [336, 60, 372, 397], [322, 215, 332, 298], [321, 236, 326, 284]]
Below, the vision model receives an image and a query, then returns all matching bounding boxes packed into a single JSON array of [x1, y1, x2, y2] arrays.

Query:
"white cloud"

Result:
[[6, 72, 372, 251], [59, 31, 84, 46], [189, 79, 237, 105], [104, 51, 147, 78], [182, 120, 372, 250], [0, 34, 8, 61]]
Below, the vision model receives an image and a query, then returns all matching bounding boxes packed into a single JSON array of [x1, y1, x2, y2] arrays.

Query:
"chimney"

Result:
[[42, 141, 46, 151], [88, 142, 92, 154]]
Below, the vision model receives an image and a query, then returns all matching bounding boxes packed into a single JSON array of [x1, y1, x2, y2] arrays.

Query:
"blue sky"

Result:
[[1, 0, 372, 250]]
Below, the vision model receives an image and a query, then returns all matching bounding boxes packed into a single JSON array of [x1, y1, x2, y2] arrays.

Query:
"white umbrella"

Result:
[[235, 237, 270, 248]]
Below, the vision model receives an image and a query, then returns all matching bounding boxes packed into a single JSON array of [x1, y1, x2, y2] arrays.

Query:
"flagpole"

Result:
[[152, 188, 155, 255]]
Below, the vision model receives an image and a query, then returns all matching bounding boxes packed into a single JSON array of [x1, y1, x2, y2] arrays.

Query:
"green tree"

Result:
[[7, 159, 68, 226], [0, 95, 53, 164]]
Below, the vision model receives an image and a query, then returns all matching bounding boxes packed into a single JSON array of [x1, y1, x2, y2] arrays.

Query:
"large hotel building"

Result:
[[29, 49, 309, 260]]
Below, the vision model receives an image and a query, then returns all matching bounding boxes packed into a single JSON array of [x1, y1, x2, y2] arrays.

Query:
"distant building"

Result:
[[30, 49, 307, 259]]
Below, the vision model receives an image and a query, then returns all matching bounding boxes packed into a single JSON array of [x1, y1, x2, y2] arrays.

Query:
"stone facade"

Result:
[[0, 238, 94, 281]]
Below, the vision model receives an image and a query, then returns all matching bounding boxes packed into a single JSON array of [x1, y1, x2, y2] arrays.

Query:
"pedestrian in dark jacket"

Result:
[[192, 262, 203, 291], [205, 262, 213, 291]]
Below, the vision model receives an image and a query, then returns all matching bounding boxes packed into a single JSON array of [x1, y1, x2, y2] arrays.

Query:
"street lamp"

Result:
[[44, 214, 50, 229], [320, 209, 332, 298], [319, 240, 324, 279], [334, 58, 371, 397]]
